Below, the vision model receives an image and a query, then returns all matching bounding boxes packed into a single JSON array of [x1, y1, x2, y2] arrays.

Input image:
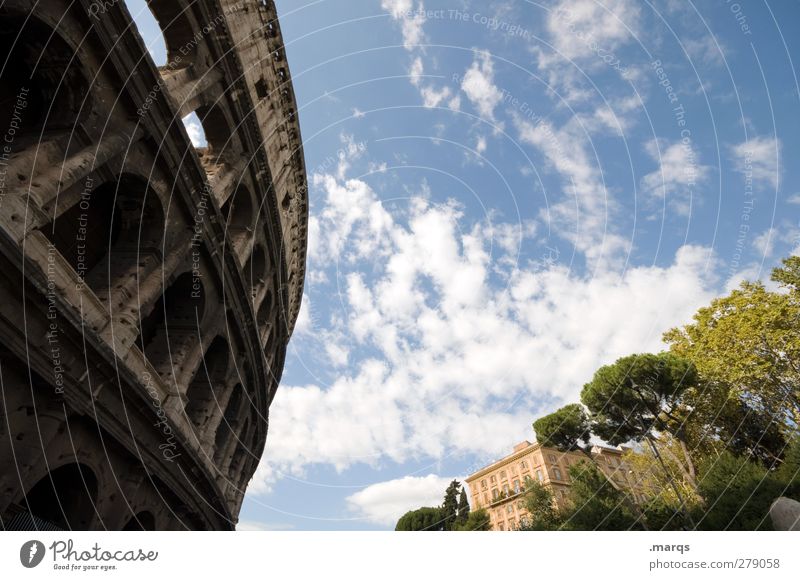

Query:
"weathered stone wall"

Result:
[[0, 0, 306, 530]]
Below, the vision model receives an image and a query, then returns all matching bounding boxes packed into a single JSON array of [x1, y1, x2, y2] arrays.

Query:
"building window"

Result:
[[536, 469, 543, 482], [508, 518, 516, 530], [500, 470, 507, 480], [492, 489, 499, 500], [503, 484, 509, 495], [490, 475, 496, 484], [524, 475, 532, 486], [484, 493, 489, 504], [548, 454, 557, 463], [553, 467, 563, 481], [507, 504, 514, 514], [481, 479, 487, 489], [520, 460, 528, 470], [513, 480, 521, 494]]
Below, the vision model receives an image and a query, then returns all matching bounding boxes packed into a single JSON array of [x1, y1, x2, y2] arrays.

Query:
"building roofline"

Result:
[[465, 441, 626, 482]]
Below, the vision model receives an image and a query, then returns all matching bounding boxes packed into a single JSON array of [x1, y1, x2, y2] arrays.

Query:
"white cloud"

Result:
[[682, 35, 726, 67], [382, 0, 425, 50], [641, 138, 711, 215], [543, 0, 640, 63], [420, 85, 453, 108], [514, 114, 629, 265], [254, 157, 720, 495], [532, 0, 640, 103], [346, 475, 455, 526], [753, 223, 800, 258], [460, 50, 503, 123], [294, 293, 313, 335], [730, 136, 781, 190], [236, 520, 294, 531], [409, 56, 424, 86]]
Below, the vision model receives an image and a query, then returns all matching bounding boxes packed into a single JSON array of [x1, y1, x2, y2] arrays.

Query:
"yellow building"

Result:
[[465, 441, 645, 531]]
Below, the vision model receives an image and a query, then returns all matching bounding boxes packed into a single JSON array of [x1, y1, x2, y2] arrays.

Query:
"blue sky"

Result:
[[125, 0, 800, 530]]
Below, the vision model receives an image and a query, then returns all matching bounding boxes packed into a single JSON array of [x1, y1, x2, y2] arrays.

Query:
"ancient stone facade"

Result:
[[0, 0, 307, 530]]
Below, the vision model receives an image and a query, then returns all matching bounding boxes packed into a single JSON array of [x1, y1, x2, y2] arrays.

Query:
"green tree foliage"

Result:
[[694, 452, 784, 531], [453, 509, 490, 531], [581, 352, 700, 489], [533, 404, 591, 451], [456, 487, 470, 527], [623, 437, 701, 530], [560, 461, 641, 531], [533, 404, 645, 522], [519, 255, 800, 531], [395, 480, 475, 531], [441, 480, 461, 531], [774, 437, 800, 499], [519, 479, 562, 530], [395, 507, 444, 531], [664, 257, 800, 432]]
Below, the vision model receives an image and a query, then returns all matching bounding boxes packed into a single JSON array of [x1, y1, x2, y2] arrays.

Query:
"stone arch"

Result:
[[137, 272, 206, 386], [89, 175, 165, 301], [257, 287, 274, 345], [257, 288, 273, 326], [214, 383, 243, 465], [23, 463, 98, 530], [42, 181, 116, 278], [0, 13, 92, 138], [184, 335, 230, 434], [121, 510, 156, 531], [196, 102, 239, 162], [41, 175, 166, 306], [244, 244, 268, 302], [222, 185, 254, 255], [265, 326, 276, 359], [145, 0, 198, 68], [228, 416, 251, 477]]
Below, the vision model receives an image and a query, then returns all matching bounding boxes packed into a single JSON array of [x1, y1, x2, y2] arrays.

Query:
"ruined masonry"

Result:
[[0, 0, 307, 530]]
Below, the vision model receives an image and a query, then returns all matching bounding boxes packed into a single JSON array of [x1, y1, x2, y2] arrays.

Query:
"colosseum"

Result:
[[0, 0, 307, 530]]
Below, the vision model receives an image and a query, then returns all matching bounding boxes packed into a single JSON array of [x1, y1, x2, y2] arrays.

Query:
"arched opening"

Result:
[[257, 288, 274, 345], [195, 102, 239, 162], [121, 510, 156, 531], [265, 327, 276, 358], [214, 384, 243, 465], [228, 417, 251, 477], [222, 185, 254, 254], [41, 183, 116, 276], [125, 1, 168, 66], [41, 175, 165, 305], [182, 111, 207, 147], [137, 272, 205, 383], [0, 14, 91, 140], [184, 336, 229, 433], [23, 463, 98, 530], [244, 245, 267, 302], [257, 289, 273, 326], [145, 0, 198, 68]]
